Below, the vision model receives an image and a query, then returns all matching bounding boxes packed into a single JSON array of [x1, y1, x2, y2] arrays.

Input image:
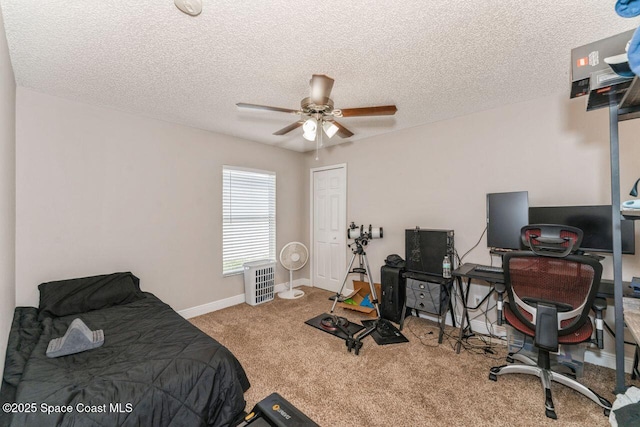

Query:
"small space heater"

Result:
[[243, 260, 276, 306]]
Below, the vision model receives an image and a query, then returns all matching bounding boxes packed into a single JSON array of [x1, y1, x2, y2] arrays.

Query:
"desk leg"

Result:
[[462, 278, 472, 330], [438, 306, 445, 344], [399, 299, 408, 331], [455, 277, 471, 354], [633, 345, 639, 381], [440, 283, 453, 344], [438, 304, 448, 344], [447, 283, 456, 329]]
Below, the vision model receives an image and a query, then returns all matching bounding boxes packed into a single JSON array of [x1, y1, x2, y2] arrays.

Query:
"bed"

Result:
[[0, 272, 250, 427]]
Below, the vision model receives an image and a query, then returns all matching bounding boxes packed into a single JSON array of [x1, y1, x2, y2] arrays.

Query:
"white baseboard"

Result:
[[178, 278, 311, 319], [583, 347, 636, 373], [178, 293, 246, 319]]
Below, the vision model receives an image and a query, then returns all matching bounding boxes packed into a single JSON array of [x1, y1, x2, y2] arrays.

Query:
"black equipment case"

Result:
[[380, 265, 406, 323], [239, 393, 319, 427]]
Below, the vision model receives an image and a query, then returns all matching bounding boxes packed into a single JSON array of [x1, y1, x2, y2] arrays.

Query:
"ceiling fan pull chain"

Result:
[[315, 116, 322, 160]]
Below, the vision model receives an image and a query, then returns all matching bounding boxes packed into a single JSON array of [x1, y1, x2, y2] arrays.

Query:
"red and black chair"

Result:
[[489, 224, 611, 419]]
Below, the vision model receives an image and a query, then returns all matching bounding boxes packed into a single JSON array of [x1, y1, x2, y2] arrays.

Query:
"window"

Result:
[[222, 166, 276, 276]]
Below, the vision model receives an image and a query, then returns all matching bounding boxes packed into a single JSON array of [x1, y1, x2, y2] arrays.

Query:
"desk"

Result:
[[623, 298, 640, 379], [452, 263, 502, 354], [452, 263, 638, 355]]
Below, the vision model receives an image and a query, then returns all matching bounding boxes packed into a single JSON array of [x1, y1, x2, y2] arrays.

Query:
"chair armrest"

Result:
[[534, 302, 559, 352], [592, 297, 607, 349], [592, 297, 607, 312]]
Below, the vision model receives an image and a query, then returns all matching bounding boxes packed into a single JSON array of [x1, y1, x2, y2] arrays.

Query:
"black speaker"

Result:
[[405, 228, 454, 276], [380, 265, 406, 323]]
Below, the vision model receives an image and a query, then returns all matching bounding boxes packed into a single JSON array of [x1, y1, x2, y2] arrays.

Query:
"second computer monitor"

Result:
[[486, 191, 529, 251]]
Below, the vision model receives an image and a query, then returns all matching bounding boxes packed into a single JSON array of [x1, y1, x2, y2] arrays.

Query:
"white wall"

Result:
[[304, 92, 640, 368], [305, 92, 640, 281], [0, 4, 16, 373], [15, 89, 307, 311]]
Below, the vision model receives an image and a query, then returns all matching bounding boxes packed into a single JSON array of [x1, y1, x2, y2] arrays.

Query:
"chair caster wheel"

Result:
[[604, 408, 611, 417], [489, 373, 497, 382], [506, 356, 514, 363], [599, 396, 612, 411], [545, 409, 557, 419]]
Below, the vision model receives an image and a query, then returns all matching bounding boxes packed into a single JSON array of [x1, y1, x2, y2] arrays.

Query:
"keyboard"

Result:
[[474, 265, 503, 274]]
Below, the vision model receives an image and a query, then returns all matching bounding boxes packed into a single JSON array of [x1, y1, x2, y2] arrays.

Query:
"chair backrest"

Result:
[[521, 224, 583, 258], [503, 250, 602, 337]]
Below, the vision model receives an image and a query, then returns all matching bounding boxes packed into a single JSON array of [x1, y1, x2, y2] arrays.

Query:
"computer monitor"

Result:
[[528, 205, 635, 255], [486, 191, 529, 250]]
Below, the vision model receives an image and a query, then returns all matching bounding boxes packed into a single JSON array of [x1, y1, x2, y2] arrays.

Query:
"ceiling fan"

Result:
[[236, 74, 397, 147]]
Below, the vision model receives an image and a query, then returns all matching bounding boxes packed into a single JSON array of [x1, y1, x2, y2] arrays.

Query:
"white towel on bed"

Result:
[[46, 318, 104, 358]]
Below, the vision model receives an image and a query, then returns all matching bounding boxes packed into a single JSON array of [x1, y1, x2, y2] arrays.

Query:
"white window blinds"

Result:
[[222, 166, 276, 276]]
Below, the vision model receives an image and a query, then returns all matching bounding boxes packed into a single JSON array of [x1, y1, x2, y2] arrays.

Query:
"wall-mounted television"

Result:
[[528, 205, 635, 255], [486, 191, 529, 250]]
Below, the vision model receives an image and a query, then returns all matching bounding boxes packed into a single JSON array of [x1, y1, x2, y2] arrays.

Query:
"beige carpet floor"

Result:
[[190, 286, 637, 427]]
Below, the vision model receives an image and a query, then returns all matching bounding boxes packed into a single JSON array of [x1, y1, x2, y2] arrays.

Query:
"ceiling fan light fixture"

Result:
[[236, 75, 397, 145], [323, 121, 339, 138], [302, 118, 317, 141], [175, 0, 202, 16]]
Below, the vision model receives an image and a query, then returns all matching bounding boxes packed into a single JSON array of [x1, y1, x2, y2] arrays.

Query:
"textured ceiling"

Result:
[[1, 1, 639, 152]]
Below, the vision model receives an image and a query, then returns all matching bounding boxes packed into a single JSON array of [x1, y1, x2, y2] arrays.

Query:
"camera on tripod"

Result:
[[347, 222, 383, 246]]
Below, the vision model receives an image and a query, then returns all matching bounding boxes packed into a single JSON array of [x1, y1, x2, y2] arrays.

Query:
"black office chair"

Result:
[[489, 224, 611, 419]]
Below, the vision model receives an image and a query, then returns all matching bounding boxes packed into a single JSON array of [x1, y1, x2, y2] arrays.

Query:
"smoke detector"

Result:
[[175, 0, 202, 16]]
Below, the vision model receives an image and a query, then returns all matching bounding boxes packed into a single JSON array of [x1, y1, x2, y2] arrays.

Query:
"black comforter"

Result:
[[1, 293, 249, 426]]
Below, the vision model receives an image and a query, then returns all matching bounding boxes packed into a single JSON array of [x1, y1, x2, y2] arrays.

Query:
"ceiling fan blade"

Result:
[[310, 74, 335, 104], [338, 105, 397, 117], [273, 121, 304, 136], [332, 120, 354, 138], [236, 103, 299, 114]]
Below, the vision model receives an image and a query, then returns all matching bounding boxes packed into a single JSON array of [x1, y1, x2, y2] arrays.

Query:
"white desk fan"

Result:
[[278, 242, 308, 299]]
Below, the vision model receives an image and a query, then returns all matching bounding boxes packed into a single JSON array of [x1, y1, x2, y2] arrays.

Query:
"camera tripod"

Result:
[[326, 237, 386, 355]]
